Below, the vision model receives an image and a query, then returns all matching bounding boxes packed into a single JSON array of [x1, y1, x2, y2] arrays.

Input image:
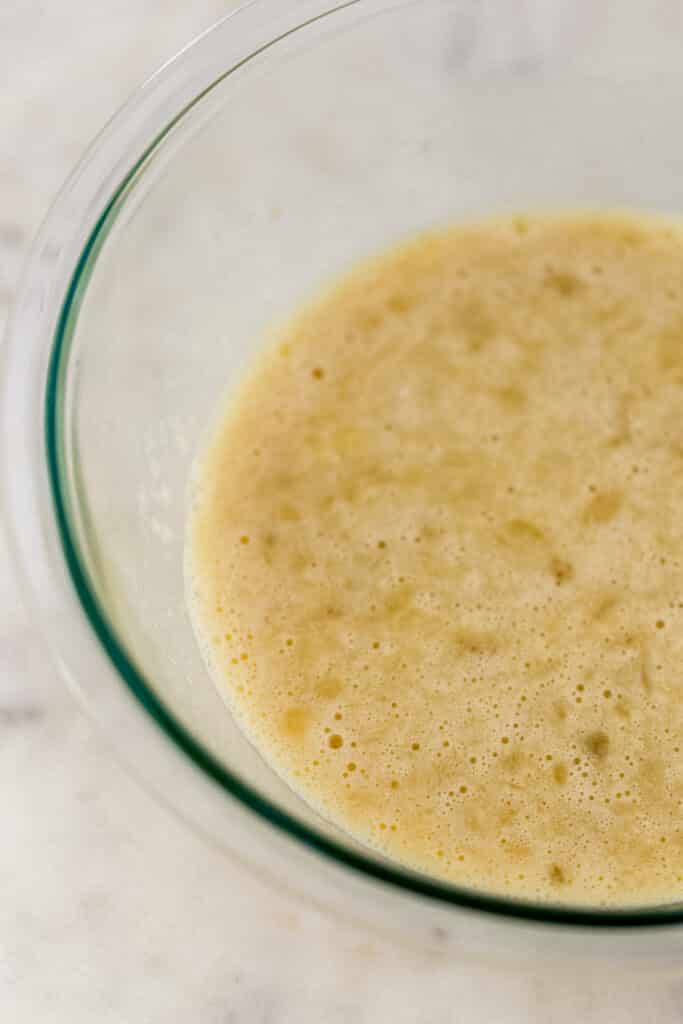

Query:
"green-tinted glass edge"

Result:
[[43, 9, 683, 930]]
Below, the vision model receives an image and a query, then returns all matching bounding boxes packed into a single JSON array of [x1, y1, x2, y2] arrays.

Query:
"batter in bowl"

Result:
[[187, 212, 683, 905]]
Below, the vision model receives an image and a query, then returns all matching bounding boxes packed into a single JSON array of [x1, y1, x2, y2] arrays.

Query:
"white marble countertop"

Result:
[[4, 3, 683, 1020]]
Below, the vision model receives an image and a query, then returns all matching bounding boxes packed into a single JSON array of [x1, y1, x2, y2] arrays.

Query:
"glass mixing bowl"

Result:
[[6, 0, 683, 968]]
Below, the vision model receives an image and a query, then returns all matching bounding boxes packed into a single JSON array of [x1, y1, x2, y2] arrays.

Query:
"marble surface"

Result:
[[4, 3, 683, 1020]]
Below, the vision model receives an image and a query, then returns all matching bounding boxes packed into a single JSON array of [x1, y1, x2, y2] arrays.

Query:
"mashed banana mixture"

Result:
[[188, 212, 683, 905]]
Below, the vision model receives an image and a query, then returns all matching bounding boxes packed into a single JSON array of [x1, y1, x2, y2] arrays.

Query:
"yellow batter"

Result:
[[187, 212, 683, 906]]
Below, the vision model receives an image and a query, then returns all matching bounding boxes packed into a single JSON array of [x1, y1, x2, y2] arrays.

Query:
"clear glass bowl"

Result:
[[6, 0, 683, 966]]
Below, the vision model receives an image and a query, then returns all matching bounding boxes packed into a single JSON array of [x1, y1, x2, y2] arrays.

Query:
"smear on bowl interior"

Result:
[[187, 211, 683, 906]]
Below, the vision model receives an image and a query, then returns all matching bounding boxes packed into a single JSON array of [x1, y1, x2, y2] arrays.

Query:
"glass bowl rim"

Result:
[[26, 0, 683, 929]]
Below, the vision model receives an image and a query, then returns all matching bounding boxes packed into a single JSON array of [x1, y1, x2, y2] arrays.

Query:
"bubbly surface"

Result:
[[188, 212, 683, 905]]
